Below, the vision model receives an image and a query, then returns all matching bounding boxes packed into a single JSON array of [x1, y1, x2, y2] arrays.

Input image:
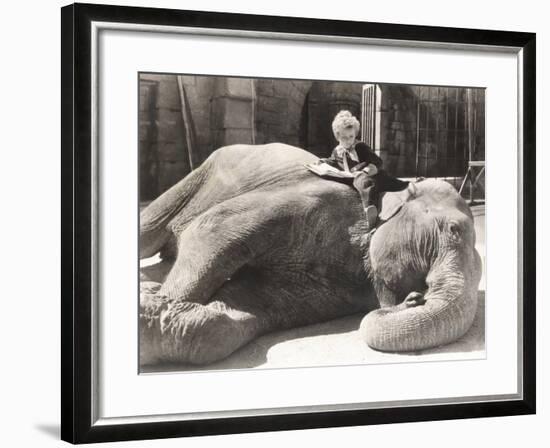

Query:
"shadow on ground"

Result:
[[142, 290, 485, 374]]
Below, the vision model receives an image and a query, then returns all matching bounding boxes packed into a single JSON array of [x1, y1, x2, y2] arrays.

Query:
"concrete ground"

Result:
[[142, 205, 486, 373]]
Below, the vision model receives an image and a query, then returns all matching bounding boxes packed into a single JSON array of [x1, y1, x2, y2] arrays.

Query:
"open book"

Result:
[[305, 162, 355, 179]]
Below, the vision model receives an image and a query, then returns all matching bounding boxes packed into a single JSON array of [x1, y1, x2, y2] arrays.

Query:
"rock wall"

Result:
[[139, 74, 364, 198], [254, 79, 313, 148], [139, 75, 484, 200], [139, 73, 216, 199]]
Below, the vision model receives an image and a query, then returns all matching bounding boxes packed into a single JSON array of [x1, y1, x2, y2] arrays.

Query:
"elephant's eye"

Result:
[[447, 221, 462, 242]]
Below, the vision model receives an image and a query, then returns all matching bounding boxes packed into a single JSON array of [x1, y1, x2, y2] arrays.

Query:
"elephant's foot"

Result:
[[139, 283, 172, 365], [140, 280, 162, 295], [403, 291, 425, 308], [140, 297, 261, 366], [374, 284, 426, 311]]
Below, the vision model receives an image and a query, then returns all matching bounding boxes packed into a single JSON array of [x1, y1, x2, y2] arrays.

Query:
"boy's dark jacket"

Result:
[[321, 141, 383, 172]]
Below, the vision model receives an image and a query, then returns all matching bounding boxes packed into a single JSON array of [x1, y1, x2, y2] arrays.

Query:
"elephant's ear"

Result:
[[378, 182, 416, 221]]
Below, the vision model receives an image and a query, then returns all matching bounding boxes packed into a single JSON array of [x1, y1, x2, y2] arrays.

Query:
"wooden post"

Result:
[[176, 76, 197, 171]]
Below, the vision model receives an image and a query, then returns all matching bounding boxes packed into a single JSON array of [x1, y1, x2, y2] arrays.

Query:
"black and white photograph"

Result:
[[138, 74, 486, 372], [1, 0, 545, 445], [53, 2, 536, 444]]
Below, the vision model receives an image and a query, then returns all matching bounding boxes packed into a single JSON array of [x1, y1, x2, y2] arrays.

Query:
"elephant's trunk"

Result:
[[361, 247, 482, 352]]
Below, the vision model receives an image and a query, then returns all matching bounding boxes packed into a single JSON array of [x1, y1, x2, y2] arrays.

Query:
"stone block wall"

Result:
[[306, 81, 363, 158], [254, 79, 312, 148], [139, 79, 159, 200], [210, 77, 255, 148], [139, 73, 216, 199], [139, 75, 482, 200]]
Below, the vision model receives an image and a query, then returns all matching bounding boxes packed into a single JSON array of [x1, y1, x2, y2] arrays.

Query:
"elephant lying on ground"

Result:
[[139, 143, 482, 365]]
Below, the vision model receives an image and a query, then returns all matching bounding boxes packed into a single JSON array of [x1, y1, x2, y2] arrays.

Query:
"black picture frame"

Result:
[[61, 2, 536, 444]]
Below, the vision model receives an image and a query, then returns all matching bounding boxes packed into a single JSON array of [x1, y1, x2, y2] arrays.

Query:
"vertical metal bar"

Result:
[[415, 98, 420, 179], [464, 93, 469, 167], [445, 87, 449, 178], [372, 86, 377, 151], [361, 87, 365, 142], [435, 88, 439, 179], [371, 87, 373, 146], [466, 88, 474, 203], [473, 90, 477, 158], [367, 87, 371, 145], [453, 88, 458, 182], [424, 92, 429, 177], [366, 86, 369, 143], [365, 87, 369, 144], [250, 78, 256, 145], [369, 87, 373, 147], [371, 87, 375, 147], [366, 87, 369, 145], [361, 85, 367, 142]]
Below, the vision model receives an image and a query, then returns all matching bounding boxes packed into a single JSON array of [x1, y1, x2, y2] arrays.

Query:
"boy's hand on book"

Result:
[[351, 162, 367, 172], [363, 163, 378, 176], [305, 162, 354, 179]]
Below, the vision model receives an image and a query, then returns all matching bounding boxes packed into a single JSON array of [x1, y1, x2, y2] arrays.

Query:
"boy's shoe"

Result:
[[365, 205, 378, 230], [353, 171, 369, 189]]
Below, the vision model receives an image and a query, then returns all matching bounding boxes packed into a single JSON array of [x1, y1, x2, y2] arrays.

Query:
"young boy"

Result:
[[317, 110, 408, 230]]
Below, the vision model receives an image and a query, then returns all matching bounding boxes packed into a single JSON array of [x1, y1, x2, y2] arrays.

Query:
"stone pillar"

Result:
[[210, 78, 255, 147]]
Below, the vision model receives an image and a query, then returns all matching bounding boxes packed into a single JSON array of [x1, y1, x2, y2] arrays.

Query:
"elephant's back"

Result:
[[209, 143, 318, 186], [213, 143, 316, 164], [143, 142, 358, 255], [166, 143, 345, 231]]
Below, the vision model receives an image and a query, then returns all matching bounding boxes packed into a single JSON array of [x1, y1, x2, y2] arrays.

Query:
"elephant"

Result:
[[139, 143, 482, 366]]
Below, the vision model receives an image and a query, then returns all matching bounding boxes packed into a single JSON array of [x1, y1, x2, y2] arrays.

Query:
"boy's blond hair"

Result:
[[331, 110, 360, 138]]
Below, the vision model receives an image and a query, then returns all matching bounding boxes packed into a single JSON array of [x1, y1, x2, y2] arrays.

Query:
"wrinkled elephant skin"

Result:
[[139, 144, 482, 365]]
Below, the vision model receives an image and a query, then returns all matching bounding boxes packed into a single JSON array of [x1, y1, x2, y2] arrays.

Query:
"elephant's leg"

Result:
[[160, 195, 283, 304], [160, 233, 252, 304], [140, 257, 174, 283], [140, 163, 210, 259], [140, 293, 261, 365]]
